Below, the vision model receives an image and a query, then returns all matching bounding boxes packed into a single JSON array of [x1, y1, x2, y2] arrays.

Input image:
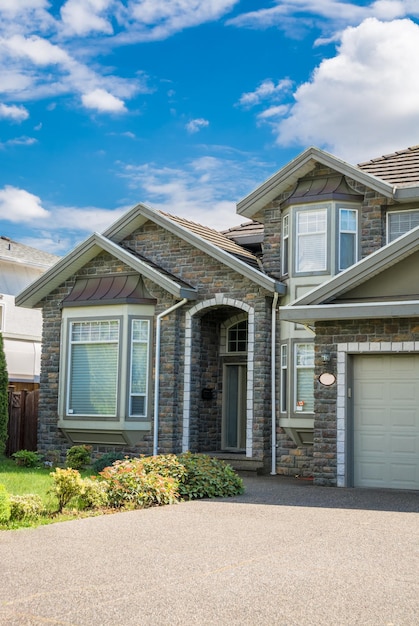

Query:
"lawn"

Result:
[[0, 456, 99, 529]]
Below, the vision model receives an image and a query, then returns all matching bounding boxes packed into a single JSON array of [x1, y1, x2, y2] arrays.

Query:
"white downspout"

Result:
[[153, 298, 188, 456], [271, 292, 279, 475]]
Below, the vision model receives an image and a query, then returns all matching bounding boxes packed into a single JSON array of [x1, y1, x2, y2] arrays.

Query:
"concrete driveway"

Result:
[[0, 475, 418, 626]]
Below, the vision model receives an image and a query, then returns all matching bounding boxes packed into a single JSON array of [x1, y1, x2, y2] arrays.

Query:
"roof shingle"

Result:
[[358, 145, 419, 186]]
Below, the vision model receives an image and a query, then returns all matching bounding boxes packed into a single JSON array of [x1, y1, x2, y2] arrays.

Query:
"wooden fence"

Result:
[[6, 388, 39, 456]]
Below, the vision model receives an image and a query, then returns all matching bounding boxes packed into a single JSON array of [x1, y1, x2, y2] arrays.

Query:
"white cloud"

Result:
[[0, 135, 37, 148], [60, 0, 114, 36], [229, 0, 419, 33], [114, 0, 240, 43], [118, 154, 272, 230], [0, 102, 29, 121], [186, 118, 209, 134], [264, 18, 419, 162], [81, 88, 127, 113], [4, 35, 71, 65], [0, 185, 49, 222], [237, 79, 293, 108]]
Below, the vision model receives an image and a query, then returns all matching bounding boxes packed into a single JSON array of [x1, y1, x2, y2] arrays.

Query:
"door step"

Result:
[[209, 452, 264, 473]]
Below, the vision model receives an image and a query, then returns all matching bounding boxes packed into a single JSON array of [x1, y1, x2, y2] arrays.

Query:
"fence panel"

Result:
[[6, 389, 39, 455]]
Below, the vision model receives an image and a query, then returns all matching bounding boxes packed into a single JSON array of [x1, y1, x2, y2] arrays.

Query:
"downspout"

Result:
[[271, 292, 279, 475], [153, 298, 188, 456]]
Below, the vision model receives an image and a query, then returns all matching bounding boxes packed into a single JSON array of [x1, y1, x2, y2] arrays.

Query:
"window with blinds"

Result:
[[295, 343, 314, 413], [387, 210, 419, 243], [296, 208, 327, 272], [339, 208, 358, 270], [129, 319, 150, 417], [68, 320, 119, 416]]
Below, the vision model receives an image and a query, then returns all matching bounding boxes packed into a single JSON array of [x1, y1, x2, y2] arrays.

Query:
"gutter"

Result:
[[271, 292, 279, 475], [153, 298, 188, 456]]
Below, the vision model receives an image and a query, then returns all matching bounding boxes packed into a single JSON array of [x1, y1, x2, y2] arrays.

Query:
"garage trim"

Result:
[[336, 340, 419, 487]]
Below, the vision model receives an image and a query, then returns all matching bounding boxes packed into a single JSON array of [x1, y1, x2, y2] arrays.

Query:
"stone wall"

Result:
[[313, 317, 419, 486]]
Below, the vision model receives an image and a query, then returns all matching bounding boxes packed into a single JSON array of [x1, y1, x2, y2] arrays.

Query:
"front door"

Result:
[[223, 364, 247, 451]]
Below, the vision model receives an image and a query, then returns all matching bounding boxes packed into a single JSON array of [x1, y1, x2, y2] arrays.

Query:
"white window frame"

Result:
[[295, 206, 328, 274], [280, 344, 288, 413], [61, 306, 153, 423], [294, 342, 315, 414], [128, 318, 150, 418], [387, 209, 419, 243], [281, 214, 289, 276], [338, 207, 358, 271]]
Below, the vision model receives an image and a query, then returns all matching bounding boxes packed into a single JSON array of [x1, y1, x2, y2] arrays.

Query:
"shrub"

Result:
[[42, 449, 60, 467], [92, 452, 124, 474], [140, 454, 187, 483], [12, 449, 41, 467], [100, 457, 179, 509], [78, 477, 109, 510], [0, 483, 11, 524], [66, 445, 92, 470], [178, 452, 244, 500], [49, 467, 84, 512], [9, 494, 44, 521]]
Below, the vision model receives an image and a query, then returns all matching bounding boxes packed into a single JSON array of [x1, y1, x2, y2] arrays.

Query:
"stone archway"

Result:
[[182, 296, 254, 457]]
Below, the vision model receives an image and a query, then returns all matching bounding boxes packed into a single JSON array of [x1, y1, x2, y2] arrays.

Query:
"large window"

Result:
[[294, 343, 314, 413], [387, 210, 419, 243], [295, 208, 327, 273], [66, 317, 151, 419], [339, 208, 358, 270]]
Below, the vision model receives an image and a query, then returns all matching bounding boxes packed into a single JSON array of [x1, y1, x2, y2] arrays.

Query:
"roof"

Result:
[[0, 235, 59, 269], [236, 147, 394, 219], [62, 274, 157, 307], [222, 221, 264, 247], [358, 145, 419, 186], [159, 211, 260, 268]]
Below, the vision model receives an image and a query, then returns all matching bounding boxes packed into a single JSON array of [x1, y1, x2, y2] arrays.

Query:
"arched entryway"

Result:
[[182, 297, 254, 457]]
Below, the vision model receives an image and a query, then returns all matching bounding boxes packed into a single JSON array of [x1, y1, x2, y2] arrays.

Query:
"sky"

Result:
[[1, 0, 419, 256]]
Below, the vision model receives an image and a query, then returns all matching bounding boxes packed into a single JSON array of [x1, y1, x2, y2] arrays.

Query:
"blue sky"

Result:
[[1, 0, 419, 255]]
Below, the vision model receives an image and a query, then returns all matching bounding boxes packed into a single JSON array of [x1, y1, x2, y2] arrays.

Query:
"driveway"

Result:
[[0, 475, 418, 625]]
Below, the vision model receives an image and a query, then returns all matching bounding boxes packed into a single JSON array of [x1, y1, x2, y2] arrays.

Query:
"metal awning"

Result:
[[62, 274, 157, 307]]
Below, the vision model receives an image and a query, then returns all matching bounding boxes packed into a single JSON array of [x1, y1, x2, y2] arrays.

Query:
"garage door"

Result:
[[353, 354, 419, 490]]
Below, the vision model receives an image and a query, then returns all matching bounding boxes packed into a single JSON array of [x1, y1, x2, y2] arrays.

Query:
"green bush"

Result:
[[0, 483, 11, 524], [92, 452, 124, 474], [66, 445, 92, 470], [49, 467, 85, 512], [78, 477, 109, 510], [140, 454, 187, 483], [100, 457, 179, 509], [178, 452, 244, 499], [12, 449, 41, 467], [9, 494, 44, 521]]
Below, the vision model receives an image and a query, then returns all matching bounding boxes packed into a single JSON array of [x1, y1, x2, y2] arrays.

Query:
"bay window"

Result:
[[295, 208, 327, 273], [339, 208, 358, 270], [294, 343, 314, 413]]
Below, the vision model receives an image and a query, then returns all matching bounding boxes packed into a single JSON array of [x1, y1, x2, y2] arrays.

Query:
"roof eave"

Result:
[[16, 232, 198, 308], [236, 147, 394, 218], [104, 202, 285, 293], [279, 301, 419, 324]]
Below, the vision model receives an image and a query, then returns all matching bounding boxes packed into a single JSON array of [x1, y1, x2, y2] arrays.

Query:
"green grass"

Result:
[[0, 457, 99, 529]]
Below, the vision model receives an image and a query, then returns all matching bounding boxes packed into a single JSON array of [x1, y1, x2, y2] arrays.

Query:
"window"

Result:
[[339, 208, 358, 270], [294, 343, 314, 413], [280, 344, 287, 413], [296, 208, 327, 273], [282, 214, 289, 276], [66, 316, 151, 419], [387, 210, 419, 243], [227, 320, 247, 353], [129, 319, 150, 417], [67, 320, 119, 417]]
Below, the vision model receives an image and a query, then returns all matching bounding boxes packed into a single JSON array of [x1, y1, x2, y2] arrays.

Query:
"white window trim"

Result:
[[294, 342, 315, 414], [282, 214, 289, 276], [280, 344, 287, 413], [128, 318, 151, 418], [294, 205, 328, 274], [338, 207, 358, 271], [59, 304, 154, 425], [386, 208, 419, 243]]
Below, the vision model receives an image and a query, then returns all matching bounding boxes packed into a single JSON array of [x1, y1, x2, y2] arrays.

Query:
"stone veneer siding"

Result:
[[313, 317, 419, 486], [38, 222, 275, 466]]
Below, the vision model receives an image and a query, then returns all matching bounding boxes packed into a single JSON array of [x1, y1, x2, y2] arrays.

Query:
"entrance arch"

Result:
[[182, 296, 254, 457]]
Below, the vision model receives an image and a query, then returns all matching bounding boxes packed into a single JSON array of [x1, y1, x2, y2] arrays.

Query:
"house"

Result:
[[0, 236, 59, 390], [16, 146, 419, 490]]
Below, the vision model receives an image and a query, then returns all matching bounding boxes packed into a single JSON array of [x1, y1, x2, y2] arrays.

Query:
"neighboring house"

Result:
[[16, 146, 419, 490], [0, 236, 59, 390]]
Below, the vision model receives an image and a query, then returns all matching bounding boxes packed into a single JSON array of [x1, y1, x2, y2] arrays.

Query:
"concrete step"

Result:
[[209, 452, 264, 473]]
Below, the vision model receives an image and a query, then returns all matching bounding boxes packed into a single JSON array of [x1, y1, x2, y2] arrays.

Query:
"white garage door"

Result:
[[353, 354, 419, 490]]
